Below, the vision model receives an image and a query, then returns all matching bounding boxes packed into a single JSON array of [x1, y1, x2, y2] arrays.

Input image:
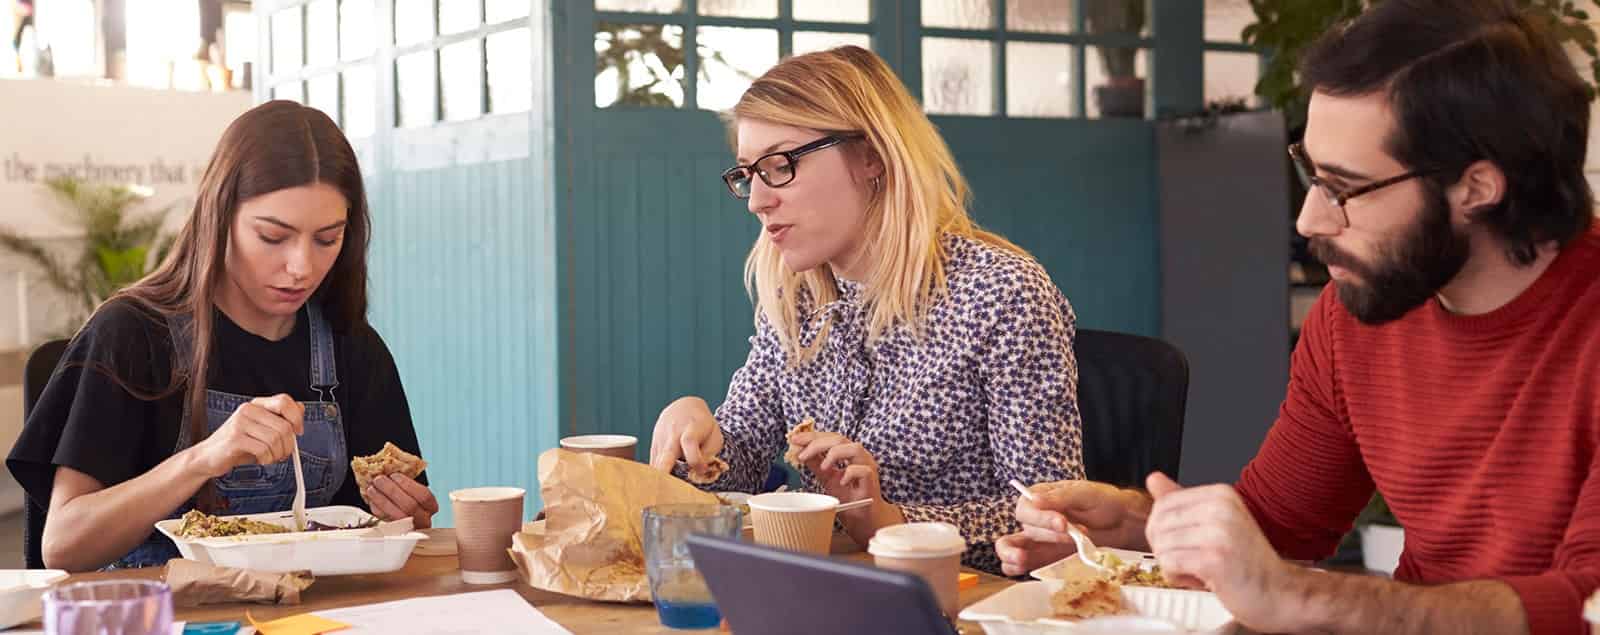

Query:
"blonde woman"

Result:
[[648, 46, 1082, 573]]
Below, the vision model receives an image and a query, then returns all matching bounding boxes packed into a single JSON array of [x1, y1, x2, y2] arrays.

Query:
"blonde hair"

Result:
[[732, 45, 1026, 365]]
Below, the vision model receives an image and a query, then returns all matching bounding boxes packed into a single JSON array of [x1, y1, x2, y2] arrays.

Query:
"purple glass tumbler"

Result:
[[44, 580, 173, 635]]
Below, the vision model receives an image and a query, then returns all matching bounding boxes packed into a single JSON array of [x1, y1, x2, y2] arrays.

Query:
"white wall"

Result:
[[0, 79, 249, 352]]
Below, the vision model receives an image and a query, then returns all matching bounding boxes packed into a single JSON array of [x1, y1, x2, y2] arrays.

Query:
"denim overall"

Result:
[[109, 303, 349, 569]]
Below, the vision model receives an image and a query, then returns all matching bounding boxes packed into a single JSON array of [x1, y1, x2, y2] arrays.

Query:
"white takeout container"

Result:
[[154, 505, 426, 576], [959, 580, 1237, 635], [1029, 548, 1160, 582], [0, 569, 68, 629]]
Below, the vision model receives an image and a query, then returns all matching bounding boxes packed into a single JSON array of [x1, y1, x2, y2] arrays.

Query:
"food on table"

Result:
[[1096, 552, 1182, 589], [783, 418, 816, 467], [176, 510, 379, 538], [1050, 578, 1126, 620], [177, 510, 291, 538], [685, 456, 730, 484], [351, 442, 428, 491]]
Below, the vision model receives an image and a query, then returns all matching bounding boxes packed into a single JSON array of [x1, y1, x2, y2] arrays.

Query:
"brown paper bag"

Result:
[[509, 448, 720, 603], [165, 559, 315, 607]]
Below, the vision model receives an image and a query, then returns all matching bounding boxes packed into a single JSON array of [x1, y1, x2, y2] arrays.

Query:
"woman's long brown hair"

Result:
[[107, 100, 371, 483]]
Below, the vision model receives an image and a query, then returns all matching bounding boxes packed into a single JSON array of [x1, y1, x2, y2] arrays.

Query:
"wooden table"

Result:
[[24, 545, 1019, 633]]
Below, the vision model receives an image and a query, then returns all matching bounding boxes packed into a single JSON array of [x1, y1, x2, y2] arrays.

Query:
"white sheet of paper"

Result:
[[310, 589, 573, 634]]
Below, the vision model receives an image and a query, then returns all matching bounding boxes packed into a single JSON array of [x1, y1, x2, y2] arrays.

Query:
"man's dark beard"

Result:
[[1309, 192, 1469, 325]]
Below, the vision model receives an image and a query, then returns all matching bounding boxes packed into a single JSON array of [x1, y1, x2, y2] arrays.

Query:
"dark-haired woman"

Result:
[[8, 101, 436, 572]]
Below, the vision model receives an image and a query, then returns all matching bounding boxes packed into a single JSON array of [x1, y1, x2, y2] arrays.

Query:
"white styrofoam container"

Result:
[[960, 580, 1237, 635], [0, 570, 68, 630], [154, 506, 426, 576], [1030, 548, 1159, 582]]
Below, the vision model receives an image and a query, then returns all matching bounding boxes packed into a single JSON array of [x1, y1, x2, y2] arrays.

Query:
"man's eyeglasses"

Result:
[[1288, 143, 1436, 227], [721, 134, 864, 200]]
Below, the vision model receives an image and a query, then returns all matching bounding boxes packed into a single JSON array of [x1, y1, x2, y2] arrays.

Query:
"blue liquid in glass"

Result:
[[655, 599, 722, 629]]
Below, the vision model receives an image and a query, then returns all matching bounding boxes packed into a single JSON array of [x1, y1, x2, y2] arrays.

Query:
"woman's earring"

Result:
[[871, 176, 882, 191]]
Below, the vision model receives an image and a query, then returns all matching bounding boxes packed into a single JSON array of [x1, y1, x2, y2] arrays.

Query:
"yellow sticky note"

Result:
[[246, 611, 351, 635], [958, 572, 979, 590]]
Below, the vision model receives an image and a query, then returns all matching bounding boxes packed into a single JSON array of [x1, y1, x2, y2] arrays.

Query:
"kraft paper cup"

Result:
[[747, 492, 839, 555], [869, 522, 967, 617], [450, 487, 526, 584], [559, 434, 638, 461]]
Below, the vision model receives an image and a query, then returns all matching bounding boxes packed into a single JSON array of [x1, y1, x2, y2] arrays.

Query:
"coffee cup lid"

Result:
[[869, 522, 966, 558]]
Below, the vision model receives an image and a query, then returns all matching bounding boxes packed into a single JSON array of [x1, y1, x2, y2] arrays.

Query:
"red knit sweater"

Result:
[[1236, 227, 1600, 635]]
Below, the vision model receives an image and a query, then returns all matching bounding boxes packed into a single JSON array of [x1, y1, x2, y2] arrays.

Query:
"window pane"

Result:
[[395, 0, 435, 46], [922, 37, 994, 116], [343, 65, 376, 137], [487, 28, 533, 114], [1006, 41, 1072, 118], [596, 0, 683, 13], [306, 0, 337, 67], [441, 0, 483, 35], [341, 0, 376, 61], [441, 39, 485, 121], [697, 26, 778, 111], [1085, 0, 1150, 38], [793, 0, 869, 23], [1205, 50, 1260, 107], [1007, 0, 1072, 34], [793, 31, 871, 56], [487, 0, 530, 23], [1205, 0, 1252, 43], [271, 6, 302, 76], [594, 23, 685, 108], [1085, 45, 1148, 119], [922, 0, 991, 30], [307, 73, 340, 123], [273, 81, 305, 103], [396, 50, 437, 127], [699, 0, 777, 19]]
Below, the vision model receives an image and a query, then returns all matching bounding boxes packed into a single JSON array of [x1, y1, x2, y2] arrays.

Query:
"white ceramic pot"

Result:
[[1360, 524, 1404, 575]]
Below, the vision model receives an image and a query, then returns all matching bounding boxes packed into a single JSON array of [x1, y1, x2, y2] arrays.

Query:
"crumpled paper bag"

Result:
[[165, 559, 315, 607], [509, 448, 720, 603]]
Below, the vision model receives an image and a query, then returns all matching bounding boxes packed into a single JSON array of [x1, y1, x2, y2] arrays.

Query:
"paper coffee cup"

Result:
[[869, 522, 967, 617], [747, 492, 839, 555], [559, 434, 638, 460], [1586, 589, 1600, 635], [450, 487, 526, 584]]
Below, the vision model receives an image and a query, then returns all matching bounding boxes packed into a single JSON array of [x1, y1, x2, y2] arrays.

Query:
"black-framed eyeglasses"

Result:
[[721, 134, 864, 200], [1288, 143, 1436, 227]]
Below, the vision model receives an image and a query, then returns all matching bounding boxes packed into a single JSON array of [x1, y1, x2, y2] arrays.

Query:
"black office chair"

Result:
[[1074, 329, 1189, 488], [21, 339, 67, 569]]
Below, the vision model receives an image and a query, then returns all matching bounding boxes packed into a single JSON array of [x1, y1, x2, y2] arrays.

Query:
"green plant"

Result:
[[1243, 0, 1600, 129], [1085, 0, 1148, 80], [595, 22, 763, 108], [0, 176, 177, 334]]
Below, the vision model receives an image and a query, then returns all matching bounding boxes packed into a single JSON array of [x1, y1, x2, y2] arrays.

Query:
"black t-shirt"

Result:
[[6, 298, 426, 514]]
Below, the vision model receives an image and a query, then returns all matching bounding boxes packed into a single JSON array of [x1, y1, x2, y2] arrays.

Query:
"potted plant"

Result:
[[1085, 0, 1147, 118], [1243, 0, 1600, 130], [1357, 492, 1403, 575], [0, 176, 177, 338]]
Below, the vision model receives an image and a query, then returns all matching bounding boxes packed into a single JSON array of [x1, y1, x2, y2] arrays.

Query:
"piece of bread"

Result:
[[685, 456, 730, 484], [1050, 578, 1126, 620], [351, 442, 428, 491], [783, 418, 816, 467]]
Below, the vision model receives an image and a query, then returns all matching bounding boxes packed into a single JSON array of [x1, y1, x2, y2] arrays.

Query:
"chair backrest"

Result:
[[21, 339, 67, 569], [1074, 329, 1189, 488]]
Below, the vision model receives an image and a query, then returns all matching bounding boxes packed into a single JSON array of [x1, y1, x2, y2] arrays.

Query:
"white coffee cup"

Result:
[[868, 522, 967, 617]]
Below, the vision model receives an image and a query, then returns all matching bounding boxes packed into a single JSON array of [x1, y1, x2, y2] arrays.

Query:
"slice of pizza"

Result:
[[351, 442, 429, 492]]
